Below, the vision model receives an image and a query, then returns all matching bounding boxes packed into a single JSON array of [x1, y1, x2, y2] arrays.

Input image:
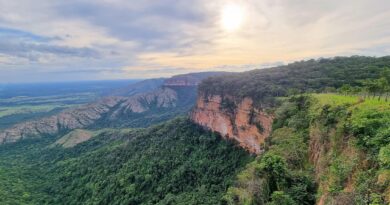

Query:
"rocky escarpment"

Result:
[[0, 87, 179, 144], [0, 72, 226, 145], [108, 87, 177, 119], [191, 94, 273, 154]]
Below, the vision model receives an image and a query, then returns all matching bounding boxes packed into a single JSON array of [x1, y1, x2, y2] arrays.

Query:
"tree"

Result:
[[338, 84, 352, 96], [362, 79, 380, 99], [257, 153, 289, 191], [267, 191, 296, 205], [380, 68, 390, 101], [287, 88, 300, 96], [351, 86, 362, 96], [377, 77, 388, 100]]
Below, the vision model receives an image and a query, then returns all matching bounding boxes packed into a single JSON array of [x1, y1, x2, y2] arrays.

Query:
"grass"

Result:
[[312, 93, 390, 113]]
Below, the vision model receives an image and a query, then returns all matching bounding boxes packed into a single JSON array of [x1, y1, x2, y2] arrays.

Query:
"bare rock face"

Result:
[[191, 94, 273, 154]]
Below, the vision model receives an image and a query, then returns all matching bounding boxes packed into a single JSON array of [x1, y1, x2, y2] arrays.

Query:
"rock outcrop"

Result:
[[191, 94, 273, 154]]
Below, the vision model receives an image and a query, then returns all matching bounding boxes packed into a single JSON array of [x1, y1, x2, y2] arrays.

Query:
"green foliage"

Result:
[[222, 161, 270, 205], [349, 109, 390, 153], [328, 155, 356, 193], [266, 191, 296, 205], [257, 153, 289, 191], [286, 172, 316, 205], [0, 118, 253, 204], [338, 84, 352, 95], [268, 128, 307, 169], [379, 144, 390, 169], [273, 95, 311, 131]]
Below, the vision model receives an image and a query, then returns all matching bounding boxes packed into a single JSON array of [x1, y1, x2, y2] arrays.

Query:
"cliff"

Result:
[[223, 94, 390, 205], [191, 94, 273, 154], [307, 95, 390, 205]]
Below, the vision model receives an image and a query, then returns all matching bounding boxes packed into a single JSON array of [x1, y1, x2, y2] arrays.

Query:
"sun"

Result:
[[221, 3, 245, 32]]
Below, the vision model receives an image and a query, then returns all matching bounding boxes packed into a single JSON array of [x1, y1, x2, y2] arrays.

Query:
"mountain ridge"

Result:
[[0, 72, 225, 144]]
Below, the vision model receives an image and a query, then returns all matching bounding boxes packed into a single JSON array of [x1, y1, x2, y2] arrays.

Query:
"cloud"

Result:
[[0, 0, 389, 82], [0, 26, 101, 63], [0, 40, 100, 62], [0, 27, 60, 42]]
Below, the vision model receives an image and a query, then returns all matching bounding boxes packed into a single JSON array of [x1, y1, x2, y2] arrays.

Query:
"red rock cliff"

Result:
[[191, 94, 273, 154]]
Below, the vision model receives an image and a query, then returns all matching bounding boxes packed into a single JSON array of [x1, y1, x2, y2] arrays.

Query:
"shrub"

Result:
[[379, 144, 390, 169]]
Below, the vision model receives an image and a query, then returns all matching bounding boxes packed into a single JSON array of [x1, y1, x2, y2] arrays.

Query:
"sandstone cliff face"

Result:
[[191, 94, 273, 154]]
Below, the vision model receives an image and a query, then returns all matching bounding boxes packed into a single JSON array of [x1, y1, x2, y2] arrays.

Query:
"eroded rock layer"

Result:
[[191, 94, 273, 154]]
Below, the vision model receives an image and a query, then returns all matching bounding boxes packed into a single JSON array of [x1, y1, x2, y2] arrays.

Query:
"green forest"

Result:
[[0, 118, 252, 205], [200, 56, 390, 106]]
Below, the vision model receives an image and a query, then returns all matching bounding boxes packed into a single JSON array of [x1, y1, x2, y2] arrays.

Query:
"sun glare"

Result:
[[221, 3, 245, 32]]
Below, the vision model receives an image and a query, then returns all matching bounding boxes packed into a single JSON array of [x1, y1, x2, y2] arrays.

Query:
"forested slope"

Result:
[[200, 56, 390, 105], [0, 118, 252, 204]]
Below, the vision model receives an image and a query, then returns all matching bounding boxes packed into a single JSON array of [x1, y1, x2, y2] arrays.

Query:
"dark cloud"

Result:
[[0, 27, 100, 61], [0, 41, 100, 61], [0, 27, 61, 42]]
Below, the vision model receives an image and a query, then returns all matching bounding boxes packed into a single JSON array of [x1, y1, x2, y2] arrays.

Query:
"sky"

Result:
[[0, 0, 389, 83]]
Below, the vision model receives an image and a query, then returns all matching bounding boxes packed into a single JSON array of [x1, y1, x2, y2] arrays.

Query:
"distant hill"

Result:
[[164, 72, 229, 86], [110, 71, 228, 96], [109, 78, 166, 96], [0, 72, 225, 144]]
